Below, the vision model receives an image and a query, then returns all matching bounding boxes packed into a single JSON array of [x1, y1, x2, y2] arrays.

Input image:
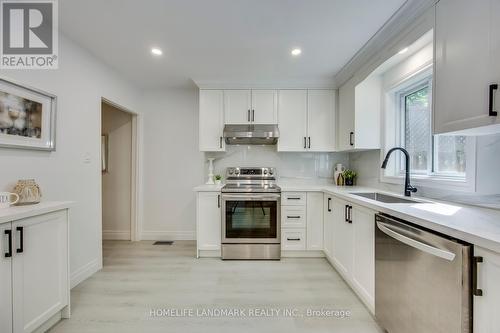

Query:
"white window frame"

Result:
[[380, 65, 476, 192]]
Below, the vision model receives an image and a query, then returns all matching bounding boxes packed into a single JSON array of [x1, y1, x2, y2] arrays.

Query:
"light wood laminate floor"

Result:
[[49, 241, 382, 333]]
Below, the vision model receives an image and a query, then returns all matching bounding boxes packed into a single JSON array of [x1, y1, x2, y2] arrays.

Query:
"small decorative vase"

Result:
[[13, 179, 42, 205], [345, 178, 354, 186], [334, 164, 345, 186]]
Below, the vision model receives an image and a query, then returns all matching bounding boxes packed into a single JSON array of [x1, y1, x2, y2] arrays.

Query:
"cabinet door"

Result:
[[351, 204, 375, 312], [323, 196, 334, 259], [338, 78, 356, 151], [251, 90, 277, 124], [307, 90, 336, 151], [199, 90, 225, 151], [196, 192, 221, 252], [224, 90, 251, 124], [1, 223, 13, 333], [435, 0, 500, 134], [306, 192, 323, 251], [474, 246, 500, 333], [277, 90, 307, 151], [332, 199, 353, 277], [12, 211, 68, 333]]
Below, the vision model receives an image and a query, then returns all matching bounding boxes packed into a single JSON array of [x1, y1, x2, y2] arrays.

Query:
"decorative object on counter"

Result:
[[206, 157, 215, 184], [336, 172, 345, 186], [13, 179, 42, 205], [0, 78, 56, 150], [334, 163, 345, 185], [0, 192, 19, 208], [343, 169, 357, 186], [214, 174, 222, 185], [101, 134, 108, 173]]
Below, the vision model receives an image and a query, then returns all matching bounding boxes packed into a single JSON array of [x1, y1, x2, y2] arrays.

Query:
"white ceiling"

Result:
[[60, 0, 407, 89]]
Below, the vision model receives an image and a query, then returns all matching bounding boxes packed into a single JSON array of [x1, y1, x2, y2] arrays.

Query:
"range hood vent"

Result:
[[223, 124, 279, 145]]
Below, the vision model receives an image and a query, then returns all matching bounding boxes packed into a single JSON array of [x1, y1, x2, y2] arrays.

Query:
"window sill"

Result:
[[381, 174, 475, 192]]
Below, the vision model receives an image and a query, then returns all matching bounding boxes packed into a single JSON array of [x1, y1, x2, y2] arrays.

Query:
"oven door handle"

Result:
[[376, 221, 456, 261], [222, 193, 281, 201]]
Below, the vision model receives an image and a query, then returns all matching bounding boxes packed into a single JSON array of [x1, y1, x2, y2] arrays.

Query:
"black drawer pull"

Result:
[[349, 132, 354, 146], [287, 238, 301, 241], [489, 84, 498, 117], [473, 256, 483, 296], [16, 226, 23, 253], [4, 230, 12, 258], [327, 197, 331, 212], [287, 197, 301, 200], [287, 216, 301, 219]]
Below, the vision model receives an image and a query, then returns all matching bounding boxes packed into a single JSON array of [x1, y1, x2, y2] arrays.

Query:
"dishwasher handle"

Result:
[[376, 221, 456, 261]]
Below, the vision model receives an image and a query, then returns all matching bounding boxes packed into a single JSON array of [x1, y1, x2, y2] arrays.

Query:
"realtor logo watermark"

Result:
[[0, 0, 58, 69]]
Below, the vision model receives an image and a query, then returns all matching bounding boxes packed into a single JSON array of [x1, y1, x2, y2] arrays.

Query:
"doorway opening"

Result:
[[101, 99, 139, 242]]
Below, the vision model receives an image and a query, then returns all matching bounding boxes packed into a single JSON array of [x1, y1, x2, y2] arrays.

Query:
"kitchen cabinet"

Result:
[[337, 75, 381, 151], [0, 207, 70, 333], [196, 192, 221, 257], [434, 0, 500, 135], [473, 246, 500, 333], [306, 192, 323, 251], [282, 229, 306, 251], [331, 198, 353, 277], [199, 90, 225, 151], [351, 204, 375, 311], [323, 195, 334, 260], [278, 90, 336, 152], [224, 89, 277, 125]]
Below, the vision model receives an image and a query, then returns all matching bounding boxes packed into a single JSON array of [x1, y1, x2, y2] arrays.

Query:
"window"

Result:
[[394, 76, 468, 180]]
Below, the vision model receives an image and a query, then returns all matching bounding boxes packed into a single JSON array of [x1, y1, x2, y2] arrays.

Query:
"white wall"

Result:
[[101, 103, 132, 240], [0, 34, 140, 287], [140, 88, 204, 240]]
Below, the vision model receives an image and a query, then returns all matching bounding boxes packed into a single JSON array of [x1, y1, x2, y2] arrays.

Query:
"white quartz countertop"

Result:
[[194, 180, 500, 253], [0, 201, 74, 224], [193, 184, 224, 192]]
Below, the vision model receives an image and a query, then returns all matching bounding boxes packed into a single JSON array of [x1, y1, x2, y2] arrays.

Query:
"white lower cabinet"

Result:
[[282, 229, 306, 251], [196, 192, 221, 257], [474, 246, 500, 333], [323, 195, 334, 260], [306, 192, 323, 251], [331, 198, 353, 277], [0, 209, 70, 333]]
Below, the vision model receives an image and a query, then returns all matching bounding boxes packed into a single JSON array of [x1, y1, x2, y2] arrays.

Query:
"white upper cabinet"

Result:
[[224, 90, 252, 124], [199, 90, 225, 152], [278, 89, 336, 152], [307, 90, 336, 151], [251, 90, 278, 124], [435, 0, 500, 135], [337, 75, 381, 151], [277, 90, 308, 151]]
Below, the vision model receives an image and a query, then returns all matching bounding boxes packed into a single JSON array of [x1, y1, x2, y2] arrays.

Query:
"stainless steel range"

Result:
[[221, 167, 281, 260]]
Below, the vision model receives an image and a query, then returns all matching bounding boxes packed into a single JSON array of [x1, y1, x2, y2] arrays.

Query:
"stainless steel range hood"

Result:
[[223, 124, 279, 145]]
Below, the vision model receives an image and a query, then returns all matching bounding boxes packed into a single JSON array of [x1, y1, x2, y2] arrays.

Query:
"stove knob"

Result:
[[263, 169, 268, 175], [234, 169, 240, 175], [228, 169, 234, 175], [269, 169, 274, 175]]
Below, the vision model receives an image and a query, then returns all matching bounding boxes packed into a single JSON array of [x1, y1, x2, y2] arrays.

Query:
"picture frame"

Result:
[[0, 77, 56, 151]]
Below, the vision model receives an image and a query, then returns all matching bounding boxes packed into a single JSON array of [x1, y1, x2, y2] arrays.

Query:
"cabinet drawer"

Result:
[[281, 229, 306, 251], [282, 192, 306, 206], [281, 206, 306, 228]]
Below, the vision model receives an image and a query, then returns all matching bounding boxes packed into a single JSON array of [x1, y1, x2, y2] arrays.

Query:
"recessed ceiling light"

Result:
[[398, 47, 409, 55], [151, 47, 163, 56], [291, 48, 302, 56]]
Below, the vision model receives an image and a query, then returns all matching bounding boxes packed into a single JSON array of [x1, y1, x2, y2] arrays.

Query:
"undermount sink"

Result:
[[351, 192, 421, 204]]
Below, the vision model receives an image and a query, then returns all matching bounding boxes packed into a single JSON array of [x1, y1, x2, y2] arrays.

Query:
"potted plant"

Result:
[[214, 174, 223, 185], [343, 169, 357, 186]]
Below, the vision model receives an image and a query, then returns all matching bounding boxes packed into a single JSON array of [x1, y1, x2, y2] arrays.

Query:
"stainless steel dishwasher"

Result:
[[375, 213, 472, 333]]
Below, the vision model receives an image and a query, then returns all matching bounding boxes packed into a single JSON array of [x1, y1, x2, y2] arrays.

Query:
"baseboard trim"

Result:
[[281, 250, 325, 258], [102, 230, 131, 240], [70, 258, 101, 289], [141, 231, 195, 240]]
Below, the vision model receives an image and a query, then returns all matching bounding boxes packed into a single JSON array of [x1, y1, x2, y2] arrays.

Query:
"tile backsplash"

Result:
[[205, 145, 349, 181]]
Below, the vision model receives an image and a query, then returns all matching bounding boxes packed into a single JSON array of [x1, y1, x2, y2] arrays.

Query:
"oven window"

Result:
[[225, 200, 277, 238]]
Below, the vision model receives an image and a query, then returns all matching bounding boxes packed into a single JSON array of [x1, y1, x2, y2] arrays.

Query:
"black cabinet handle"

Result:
[[16, 226, 23, 253], [303, 137, 307, 149], [217, 195, 221, 208], [308, 137, 311, 149], [252, 109, 255, 122], [327, 198, 331, 212], [247, 109, 251, 122], [344, 205, 348, 222], [287, 197, 301, 200], [4, 230, 12, 258], [473, 256, 483, 296], [489, 84, 498, 116], [287, 216, 301, 219], [219, 136, 223, 149], [348, 206, 353, 224], [349, 132, 354, 146], [287, 238, 301, 241]]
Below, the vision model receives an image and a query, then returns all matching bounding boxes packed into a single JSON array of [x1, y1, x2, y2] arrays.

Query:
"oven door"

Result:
[[222, 193, 280, 244]]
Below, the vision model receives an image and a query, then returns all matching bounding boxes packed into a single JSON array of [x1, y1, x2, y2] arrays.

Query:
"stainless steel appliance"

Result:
[[375, 213, 472, 333], [223, 124, 279, 145], [221, 167, 281, 260]]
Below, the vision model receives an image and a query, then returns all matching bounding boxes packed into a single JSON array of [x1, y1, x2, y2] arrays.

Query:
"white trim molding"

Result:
[[70, 258, 101, 289], [141, 231, 196, 241], [102, 230, 131, 240]]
